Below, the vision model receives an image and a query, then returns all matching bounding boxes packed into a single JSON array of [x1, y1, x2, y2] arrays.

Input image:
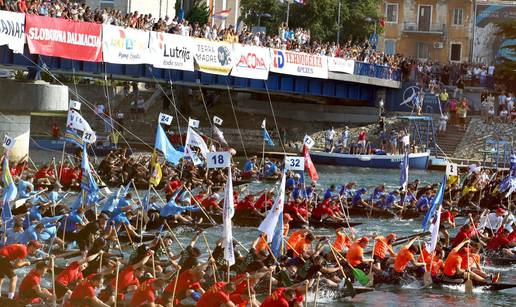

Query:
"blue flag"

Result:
[[261, 119, 275, 146], [2, 157, 17, 222], [155, 124, 183, 165], [271, 211, 284, 258], [142, 190, 150, 212], [422, 176, 446, 230], [399, 151, 409, 190], [81, 144, 99, 194]]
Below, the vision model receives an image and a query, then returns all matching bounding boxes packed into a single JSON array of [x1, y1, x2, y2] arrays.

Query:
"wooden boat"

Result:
[[431, 276, 516, 291], [309, 151, 430, 170]]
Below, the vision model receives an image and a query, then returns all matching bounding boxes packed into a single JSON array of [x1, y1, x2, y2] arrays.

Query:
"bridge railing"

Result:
[[354, 62, 401, 81]]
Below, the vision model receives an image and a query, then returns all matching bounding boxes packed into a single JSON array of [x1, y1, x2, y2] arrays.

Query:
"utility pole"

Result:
[[286, 2, 290, 27], [337, 1, 341, 43]]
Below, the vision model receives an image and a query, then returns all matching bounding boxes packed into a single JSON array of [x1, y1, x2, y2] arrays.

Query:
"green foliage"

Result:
[[494, 19, 516, 92], [187, 0, 210, 25], [239, 0, 382, 44]]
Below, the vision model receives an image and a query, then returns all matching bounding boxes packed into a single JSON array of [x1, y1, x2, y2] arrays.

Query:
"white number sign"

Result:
[[303, 135, 315, 149], [188, 118, 200, 128], [82, 130, 97, 144], [285, 156, 305, 171], [69, 100, 81, 110], [213, 116, 223, 126], [159, 113, 173, 125], [3, 135, 15, 150], [207, 152, 231, 168], [446, 163, 458, 176]]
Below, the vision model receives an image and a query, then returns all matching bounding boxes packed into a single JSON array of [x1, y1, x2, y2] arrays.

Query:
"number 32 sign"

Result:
[[207, 152, 231, 169], [285, 157, 305, 171]]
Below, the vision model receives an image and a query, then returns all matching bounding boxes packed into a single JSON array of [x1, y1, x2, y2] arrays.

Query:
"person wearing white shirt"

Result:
[[325, 127, 335, 152], [479, 208, 506, 234]]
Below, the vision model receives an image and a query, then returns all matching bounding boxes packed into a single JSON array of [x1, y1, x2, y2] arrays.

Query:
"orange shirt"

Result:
[[255, 236, 268, 253], [333, 232, 350, 252], [346, 242, 364, 267], [283, 224, 290, 237], [460, 252, 480, 270], [393, 247, 414, 273], [374, 237, 394, 259], [294, 240, 309, 255], [443, 249, 462, 277], [287, 231, 305, 251]]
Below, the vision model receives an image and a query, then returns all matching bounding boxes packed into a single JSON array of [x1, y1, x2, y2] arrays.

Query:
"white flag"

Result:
[[213, 126, 228, 147], [3, 135, 15, 150], [261, 119, 266, 129], [303, 135, 315, 150], [69, 100, 81, 110], [223, 167, 235, 265], [427, 204, 442, 253], [159, 113, 173, 125], [66, 109, 92, 132], [213, 116, 223, 126], [258, 172, 286, 242], [185, 127, 210, 157], [188, 118, 200, 128], [82, 129, 97, 144]]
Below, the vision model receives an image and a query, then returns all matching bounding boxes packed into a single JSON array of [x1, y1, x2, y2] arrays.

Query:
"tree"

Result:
[[186, 0, 210, 25], [239, 0, 382, 45], [494, 19, 516, 92]]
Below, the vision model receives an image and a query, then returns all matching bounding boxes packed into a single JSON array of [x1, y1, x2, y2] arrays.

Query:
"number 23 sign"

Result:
[[207, 152, 231, 168], [285, 157, 305, 171]]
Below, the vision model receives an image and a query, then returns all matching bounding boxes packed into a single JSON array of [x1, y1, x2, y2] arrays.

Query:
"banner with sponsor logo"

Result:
[[270, 49, 328, 79], [328, 57, 355, 74], [230, 45, 270, 80], [193, 39, 235, 76], [25, 15, 102, 62], [102, 24, 151, 64], [149, 31, 195, 71], [0, 11, 25, 54]]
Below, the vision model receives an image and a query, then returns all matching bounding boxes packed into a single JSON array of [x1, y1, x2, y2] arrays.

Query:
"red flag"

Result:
[[303, 145, 318, 182], [379, 17, 385, 28]]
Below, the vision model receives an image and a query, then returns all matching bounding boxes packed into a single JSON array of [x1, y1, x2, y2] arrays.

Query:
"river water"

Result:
[[27, 151, 515, 306]]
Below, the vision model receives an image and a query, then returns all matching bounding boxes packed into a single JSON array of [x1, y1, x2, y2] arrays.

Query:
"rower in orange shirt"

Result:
[[283, 213, 293, 237], [293, 233, 315, 258], [443, 239, 487, 283], [286, 229, 309, 257], [252, 234, 269, 253], [458, 243, 494, 282], [373, 233, 396, 270], [392, 237, 426, 276], [332, 228, 351, 253], [346, 237, 373, 271], [417, 242, 444, 276]]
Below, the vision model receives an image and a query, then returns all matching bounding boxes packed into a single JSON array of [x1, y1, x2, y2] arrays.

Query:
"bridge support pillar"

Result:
[[0, 80, 68, 160]]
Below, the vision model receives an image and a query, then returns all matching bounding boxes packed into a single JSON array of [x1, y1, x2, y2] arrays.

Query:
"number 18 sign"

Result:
[[207, 152, 231, 169], [285, 156, 305, 171]]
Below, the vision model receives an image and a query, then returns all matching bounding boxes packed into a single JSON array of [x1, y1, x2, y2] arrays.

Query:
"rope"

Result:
[[167, 76, 184, 147], [197, 84, 213, 128], [225, 78, 248, 159], [264, 81, 286, 153]]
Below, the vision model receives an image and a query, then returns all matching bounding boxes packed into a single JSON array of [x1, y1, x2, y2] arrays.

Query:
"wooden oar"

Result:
[[164, 220, 185, 252], [313, 272, 321, 307], [170, 266, 181, 307], [50, 255, 57, 307], [418, 240, 432, 287], [201, 232, 218, 282], [329, 243, 369, 286], [327, 243, 355, 295], [282, 238, 306, 263], [114, 260, 120, 307], [465, 242, 474, 294]]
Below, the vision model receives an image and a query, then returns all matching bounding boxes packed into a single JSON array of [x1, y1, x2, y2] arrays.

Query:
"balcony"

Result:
[[403, 22, 445, 35]]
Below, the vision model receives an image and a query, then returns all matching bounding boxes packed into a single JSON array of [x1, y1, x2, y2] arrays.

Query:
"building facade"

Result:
[[380, 0, 474, 63]]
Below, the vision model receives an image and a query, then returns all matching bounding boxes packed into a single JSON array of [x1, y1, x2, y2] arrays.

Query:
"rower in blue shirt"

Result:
[[324, 185, 337, 200], [382, 191, 402, 209], [113, 193, 133, 215], [351, 188, 368, 207], [416, 190, 432, 210], [17, 178, 34, 198]]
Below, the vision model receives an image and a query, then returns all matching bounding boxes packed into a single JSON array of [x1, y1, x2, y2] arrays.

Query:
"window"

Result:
[[417, 42, 429, 60], [384, 39, 396, 55], [450, 43, 462, 62], [453, 8, 463, 25], [385, 3, 398, 23]]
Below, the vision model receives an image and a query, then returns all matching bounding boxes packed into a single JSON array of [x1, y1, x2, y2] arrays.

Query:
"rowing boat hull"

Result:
[[309, 151, 430, 170], [432, 277, 516, 291], [30, 136, 120, 156]]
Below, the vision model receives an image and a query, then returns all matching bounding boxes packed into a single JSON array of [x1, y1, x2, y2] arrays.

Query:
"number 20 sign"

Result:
[[207, 152, 231, 169], [285, 157, 305, 171]]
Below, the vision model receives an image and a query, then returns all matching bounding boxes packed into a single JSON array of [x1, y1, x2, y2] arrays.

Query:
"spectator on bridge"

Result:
[[325, 127, 335, 152]]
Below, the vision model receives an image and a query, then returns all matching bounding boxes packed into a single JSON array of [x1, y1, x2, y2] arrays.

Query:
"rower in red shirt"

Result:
[[0, 240, 43, 299], [18, 262, 54, 304], [487, 228, 515, 257], [197, 282, 236, 307], [451, 224, 472, 248], [68, 274, 108, 307], [130, 278, 166, 306], [254, 190, 274, 212], [161, 265, 206, 305], [55, 250, 102, 299], [439, 207, 458, 246], [165, 178, 181, 201], [108, 250, 154, 301], [261, 287, 299, 307]]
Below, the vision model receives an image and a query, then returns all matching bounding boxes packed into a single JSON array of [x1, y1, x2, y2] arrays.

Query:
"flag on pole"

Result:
[[64, 128, 84, 147], [185, 127, 210, 157], [1, 156, 17, 222], [213, 9, 232, 19], [213, 126, 228, 147], [427, 203, 442, 252], [223, 167, 235, 265], [399, 151, 409, 191], [155, 124, 184, 165], [67, 109, 92, 132], [258, 172, 286, 242], [159, 113, 173, 125], [80, 144, 99, 195], [498, 150, 516, 197], [303, 145, 318, 182], [261, 119, 274, 146], [422, 176, 446, 230]]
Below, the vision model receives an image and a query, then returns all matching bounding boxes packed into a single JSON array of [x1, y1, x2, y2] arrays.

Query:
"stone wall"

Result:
[[454, 118, 516, 160]]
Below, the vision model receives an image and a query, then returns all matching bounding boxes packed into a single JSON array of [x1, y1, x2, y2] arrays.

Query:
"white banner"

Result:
[[328, 57, 355, 74], [446, 163, 458, 177], [193, 38, 235, 76], [102, 24, 151, 64], [230, 45, 270, 80], [82, 129, 96, 144], [270, 49, 328, 79], [0, 11, 25, 54], [149, 32, 195, 71]]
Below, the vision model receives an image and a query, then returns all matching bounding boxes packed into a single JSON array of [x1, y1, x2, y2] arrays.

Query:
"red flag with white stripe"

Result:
[[303, 145, 318, 182]]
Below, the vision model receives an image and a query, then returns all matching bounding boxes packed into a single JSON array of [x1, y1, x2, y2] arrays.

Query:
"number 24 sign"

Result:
[[207, 152, 231, 169], [285, 157, 305, 171]]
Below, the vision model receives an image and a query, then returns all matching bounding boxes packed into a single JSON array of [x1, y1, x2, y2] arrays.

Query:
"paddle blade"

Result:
[[465, 277, 474, 294], [352, 268, 369, 286], [423, 271, 432, 287], [366, 271, 374, 287]]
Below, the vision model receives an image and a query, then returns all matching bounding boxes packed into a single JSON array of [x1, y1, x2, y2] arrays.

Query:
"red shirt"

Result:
[[0, 244, 28, 261], [19, 269, 41, 300], [56, 261, 83, 287], [451, 229, 471, 247], [235, 196, 255, 211], [131, 278, 157, 306], [197, 282, 231, 307], [163, 269, 201, 299], [110, 265, 139, 294], [358, 131, 366, 141], [255, 194, 272, 210], [440, 211, 455, 224], [261, 288, 290, 307], [487, 233, 510, 250], [165, 180, 181, 195], [60, 168, 79, 186], [509, 230, 516, 242], [70, 280, 96, 301]]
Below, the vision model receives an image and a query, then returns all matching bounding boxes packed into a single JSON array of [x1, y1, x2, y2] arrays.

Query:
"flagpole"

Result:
[[58, 141, 66, 182], [286, 2, 290, 27]]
